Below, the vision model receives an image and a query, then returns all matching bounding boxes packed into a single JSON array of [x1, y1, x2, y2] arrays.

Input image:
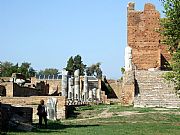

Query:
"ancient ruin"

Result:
[[109, 2, 180, 108], [1, 2, 179, 132], [127, 2, 171, 70], [0, 68, 107, 128], [61, 69, 102, 104]]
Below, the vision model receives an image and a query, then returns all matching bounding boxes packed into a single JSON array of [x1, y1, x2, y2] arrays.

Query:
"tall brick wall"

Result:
[[127, 3, 171, 69]]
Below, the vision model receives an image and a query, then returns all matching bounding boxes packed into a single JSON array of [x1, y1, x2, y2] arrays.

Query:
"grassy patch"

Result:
[[108, 105, 155, 113], [67, 104, 108, 119], [76, 104, 110, 111], [8, 105, 180, 135]]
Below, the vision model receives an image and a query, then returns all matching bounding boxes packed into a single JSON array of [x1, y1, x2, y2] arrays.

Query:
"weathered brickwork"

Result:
[[127, 3, 171, 69], [108, 72, 135, 105], [0, 82, 46, 97], [107, 3, 178, 107], [31, 77, 61, 95]]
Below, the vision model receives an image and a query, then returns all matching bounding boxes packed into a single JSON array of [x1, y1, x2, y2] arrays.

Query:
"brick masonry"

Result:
[[109, 71, 135, 105], [127, 3, 171, 70], [102, 3, 178, 108], [0, 82, 46, 97], [31, 77, 61, 95]]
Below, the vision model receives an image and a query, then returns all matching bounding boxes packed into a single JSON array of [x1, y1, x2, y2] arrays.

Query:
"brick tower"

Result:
[[127, 2, 171, 70]]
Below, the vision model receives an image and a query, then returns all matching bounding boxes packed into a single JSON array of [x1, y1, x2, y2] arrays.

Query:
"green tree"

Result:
[[0, 61, 36, 78], [29, 67, 36, 77], [160, 0, 180, 91], [86, 67, 94, 76], [65, 55, 86, 76], [96, 67, 102, 79], [65, 56, 74, 75], [74, 55, 86, 76], [38, 68, 59, 75], [18, 62, 31, 78], [1, 61, 14, 77], [86, 62, 102, 79]]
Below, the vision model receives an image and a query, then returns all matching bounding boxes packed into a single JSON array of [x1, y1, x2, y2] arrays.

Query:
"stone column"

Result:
[[97, 79, 102, 101], [61, 69, 68, 97], [83, 75, 88, 102], [92, 88, 97, 101], [89, 89, 93, 101], [68, 77, 74, 100], [125, 46, 133, 71], [74, 69, 80, 101], [96, 88, 101, 101]]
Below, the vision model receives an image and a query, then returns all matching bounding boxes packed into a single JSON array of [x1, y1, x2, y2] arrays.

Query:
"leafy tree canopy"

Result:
[[38, 68, 59, 75], [86, 62, 102, 79], [65, 55, 102, 78], [0, 61, 36, 78], [160, 0, 180, 91], [65, 55, 86, 76], [66, 56, 75, 75]]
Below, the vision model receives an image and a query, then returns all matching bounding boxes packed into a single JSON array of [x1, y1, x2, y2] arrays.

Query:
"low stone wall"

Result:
[[0, 96, 66, 119], [31, 77, 61, 95], [0, 82, 43, 97], [13, 83, 40, 97]]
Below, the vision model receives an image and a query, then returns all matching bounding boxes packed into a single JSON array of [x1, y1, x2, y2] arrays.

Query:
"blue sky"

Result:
[[0, 0, 164, 79]]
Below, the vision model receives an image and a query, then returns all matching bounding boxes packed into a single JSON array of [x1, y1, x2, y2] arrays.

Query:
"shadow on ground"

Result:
[[8, 121, 99, 134]]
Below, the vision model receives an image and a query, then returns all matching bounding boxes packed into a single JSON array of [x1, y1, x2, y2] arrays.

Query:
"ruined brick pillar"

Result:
[[127, 2, 161, 69]]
